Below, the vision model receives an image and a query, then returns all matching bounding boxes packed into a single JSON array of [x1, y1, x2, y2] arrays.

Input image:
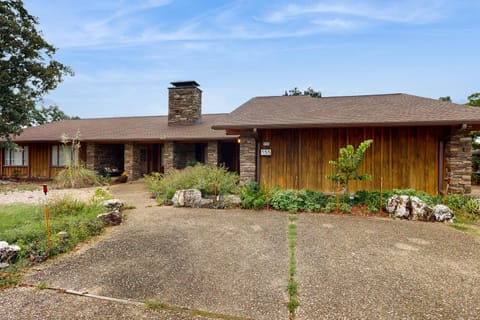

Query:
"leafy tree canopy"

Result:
[[33, 105, 79, 125], [439, 96, 452, 102], [284, 86, 322, 97], [467, 93, 480, 107], [0, 0, 73, 145]]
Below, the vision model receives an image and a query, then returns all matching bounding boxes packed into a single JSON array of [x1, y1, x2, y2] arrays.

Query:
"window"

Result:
[[51, 145, 78, 167], [3, 146, 29, 166]]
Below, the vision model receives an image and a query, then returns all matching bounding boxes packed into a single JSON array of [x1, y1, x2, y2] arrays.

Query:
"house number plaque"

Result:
[[260, 149, 272, 156]]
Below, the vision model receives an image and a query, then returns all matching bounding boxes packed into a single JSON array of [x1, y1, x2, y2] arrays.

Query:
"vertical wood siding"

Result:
[[30, 143, 50, 178], [259, 127, 447, 194]]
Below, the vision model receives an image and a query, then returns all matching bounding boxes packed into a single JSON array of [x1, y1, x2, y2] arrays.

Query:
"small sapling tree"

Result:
[[326, 139, 373, 197]]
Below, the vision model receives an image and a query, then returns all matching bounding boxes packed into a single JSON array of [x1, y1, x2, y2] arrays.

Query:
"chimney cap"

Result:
[[170, 81, 200, 88]]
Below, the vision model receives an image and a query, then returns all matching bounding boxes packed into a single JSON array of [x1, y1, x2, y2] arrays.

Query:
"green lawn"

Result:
[[0, 196, 110, 287]]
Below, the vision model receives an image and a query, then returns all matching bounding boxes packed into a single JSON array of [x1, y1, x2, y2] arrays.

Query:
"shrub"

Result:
[[240, 181, 266, 209], [268, 189, 327, 213], [445, 194, 469, 210], [144, 164, 239, 200], [322, 200, 351, 213], [55, 165, 99, 188], [464, 198, 480, 215]]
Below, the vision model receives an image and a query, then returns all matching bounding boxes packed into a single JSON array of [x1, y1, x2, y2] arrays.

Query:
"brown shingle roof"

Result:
[[212, 93, 480, 129], [12, 114, 235, 142]]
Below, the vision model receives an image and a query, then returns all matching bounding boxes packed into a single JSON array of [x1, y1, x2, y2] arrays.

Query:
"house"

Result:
[[213, 94, 480, 194], [5, 82, 480, 195], [0, 81, 239, 180]]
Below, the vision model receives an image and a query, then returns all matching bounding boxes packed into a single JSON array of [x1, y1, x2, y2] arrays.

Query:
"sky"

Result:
[[22, 0, 480, 118]]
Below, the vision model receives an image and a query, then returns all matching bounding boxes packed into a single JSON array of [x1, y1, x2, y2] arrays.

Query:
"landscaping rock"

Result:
[[386, 195, 434, 221], [199, 198, 214, 208], [386, 195, 410, 219], [57, 231, 70, 241], [99, 199, 124, 212], [433, 205, 455, 222], [223, 194, 241, 208], [0, 262, 9, 269], [0, 241, 21, 264], [410, 196, 434, 221], [97, 211, 122, 226], [172, 189, 202, 207]]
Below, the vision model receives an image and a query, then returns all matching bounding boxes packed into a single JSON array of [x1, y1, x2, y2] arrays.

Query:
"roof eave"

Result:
[[213, 120, 480, 130]]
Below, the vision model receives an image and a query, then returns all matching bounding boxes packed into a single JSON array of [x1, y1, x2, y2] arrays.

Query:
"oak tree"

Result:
[[0, 0, 73, 145]]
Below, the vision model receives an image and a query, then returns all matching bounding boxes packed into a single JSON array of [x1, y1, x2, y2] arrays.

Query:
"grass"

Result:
[[145, 299, 253, 320], [0, 194, 112, 288], [287, 217, 299, 318], [0, 183, 40, 193]]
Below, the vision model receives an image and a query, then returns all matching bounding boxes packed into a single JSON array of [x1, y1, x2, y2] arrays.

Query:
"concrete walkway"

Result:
[[1, 182, 480, 319]]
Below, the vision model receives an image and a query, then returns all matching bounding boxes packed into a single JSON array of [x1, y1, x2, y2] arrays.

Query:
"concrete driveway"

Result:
[[1, 182, 480, 319]]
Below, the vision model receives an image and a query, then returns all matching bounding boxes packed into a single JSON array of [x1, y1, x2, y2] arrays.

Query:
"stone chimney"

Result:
[[168, 81, 202, 126]]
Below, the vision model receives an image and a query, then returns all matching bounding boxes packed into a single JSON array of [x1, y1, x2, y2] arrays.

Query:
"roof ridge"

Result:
[[61, 113, 230, 121], [252, 93, 405, 99]]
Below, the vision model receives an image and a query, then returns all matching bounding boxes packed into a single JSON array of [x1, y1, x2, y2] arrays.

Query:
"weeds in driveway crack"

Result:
[[287, 215, 299, 318]]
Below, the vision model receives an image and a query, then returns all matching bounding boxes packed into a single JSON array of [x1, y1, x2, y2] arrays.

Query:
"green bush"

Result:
[[144, 165, 239, 201], [464, 198, 480, 215], [240, 181, 266, 209], [322, 200, 351, 213], [445, 194, 469, 210], [269, 189, 327, 213]]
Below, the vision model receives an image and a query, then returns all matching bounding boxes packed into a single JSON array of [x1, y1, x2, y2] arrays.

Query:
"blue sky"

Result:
[[23, 0, 480, 118]]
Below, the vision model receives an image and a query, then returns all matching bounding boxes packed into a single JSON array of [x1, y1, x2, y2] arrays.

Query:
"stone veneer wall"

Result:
[[124, 143, 143, 180], [85, 143, 124, 172], [168, 86, 202, 125], [239, 132, 257, 183], [163, 141, 174, 173], [207, 141, 218, 167], [86, 143, 96, 171], [445, 125, 472, 194], [173, 143, 197, 169]]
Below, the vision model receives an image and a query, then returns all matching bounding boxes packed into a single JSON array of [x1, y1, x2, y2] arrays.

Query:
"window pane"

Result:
[[4, 147, 28, 166], [59, 145, 67, 166], [51, 145, 58, 166], [23, 146, 28, 166]]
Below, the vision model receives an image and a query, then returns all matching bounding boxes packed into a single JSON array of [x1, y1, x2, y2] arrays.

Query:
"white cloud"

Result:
[[262, 1, 446, 25]]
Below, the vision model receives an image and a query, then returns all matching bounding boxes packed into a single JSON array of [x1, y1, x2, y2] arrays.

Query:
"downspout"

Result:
[[254, 128, 260, 182], [438, 140, 445, 194]]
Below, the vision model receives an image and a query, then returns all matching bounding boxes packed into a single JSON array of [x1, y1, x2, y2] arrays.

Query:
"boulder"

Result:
[[172, 189, 202, 207], [223, 194, 241, 208], [57, 231, 70, 241], [99, 199, 124, 211], [97, 211, 122, 226], [386, 195, 410, 219], [410, 196, 434, 221], [386, 195, 434, 221], [0, 241, 21, 264], [433, 205, 455, 222]]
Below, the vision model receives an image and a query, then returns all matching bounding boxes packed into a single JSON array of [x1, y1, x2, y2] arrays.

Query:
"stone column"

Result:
[[163, 141, 174, 172], [445, 125, 472, 194], [124, 143, 142, 180], [207, 141, 218, 167], [85, 143, 96, 171], [239, 131, 257, 183]]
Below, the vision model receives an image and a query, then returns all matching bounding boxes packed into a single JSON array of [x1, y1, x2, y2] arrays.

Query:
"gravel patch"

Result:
[[0, 287, 208, 320], [0, 186, 106, 205]]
